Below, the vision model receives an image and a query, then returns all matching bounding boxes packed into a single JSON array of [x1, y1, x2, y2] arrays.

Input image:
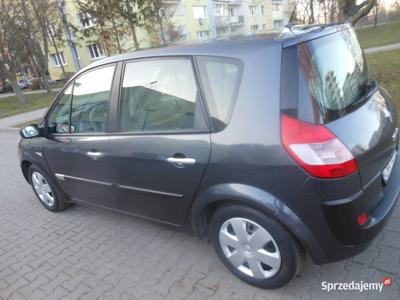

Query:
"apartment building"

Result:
[[48, 0, 291, 80]]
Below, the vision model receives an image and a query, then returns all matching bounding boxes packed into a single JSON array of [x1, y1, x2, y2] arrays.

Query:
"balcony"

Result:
[[215, 15, 244, 27], [213, 0, 242, 3]]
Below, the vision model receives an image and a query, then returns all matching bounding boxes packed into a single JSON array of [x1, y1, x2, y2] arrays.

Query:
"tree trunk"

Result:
[[330, 0, 337, 22], [309, 0, 315, 24], [129, 22, 140, 50], [6, 74, 27, 105], [339, 0, 378, 25], [111, 19, 122, 54], [373, 5, 379, 26], [124, 0, 140, 50]]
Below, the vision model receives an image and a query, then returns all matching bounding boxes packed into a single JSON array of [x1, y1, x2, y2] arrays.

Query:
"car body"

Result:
[[18, 78, 32, 89], [18, 23, 400, 288]]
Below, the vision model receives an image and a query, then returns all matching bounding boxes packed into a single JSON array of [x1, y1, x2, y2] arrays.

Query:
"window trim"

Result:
[[115, 56, 211, 136], [194, 55, 244, 132], [44, 63, 117, 137]]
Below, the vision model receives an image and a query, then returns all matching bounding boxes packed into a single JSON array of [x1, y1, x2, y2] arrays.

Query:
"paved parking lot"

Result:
[[0, 130, 399, 300]]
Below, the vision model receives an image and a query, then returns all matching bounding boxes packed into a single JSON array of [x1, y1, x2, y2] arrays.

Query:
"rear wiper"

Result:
[[349, 80, 379, 108]]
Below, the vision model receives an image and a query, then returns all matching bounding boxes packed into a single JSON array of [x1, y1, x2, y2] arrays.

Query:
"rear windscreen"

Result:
[[298, 28, 370, 123]]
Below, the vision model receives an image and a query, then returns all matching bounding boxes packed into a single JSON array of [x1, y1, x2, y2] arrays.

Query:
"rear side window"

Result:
[[298, 29, 369, 123], [120, 58, 207, 133], [197, 57, 242, 131]]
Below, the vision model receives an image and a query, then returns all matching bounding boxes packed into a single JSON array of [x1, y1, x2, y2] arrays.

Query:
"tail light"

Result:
[[281, 114, 358, 179]]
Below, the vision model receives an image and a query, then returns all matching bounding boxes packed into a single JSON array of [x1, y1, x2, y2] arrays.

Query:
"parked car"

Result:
[[0, 79, 28, 92], [18, 78, 32, 89], [18, 24, 400, 289]]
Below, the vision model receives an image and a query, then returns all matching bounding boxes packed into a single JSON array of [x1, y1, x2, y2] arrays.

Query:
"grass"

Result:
[[356, 21, 400, 49], [0, 92, 56, 119], [366, 49, 400, 115]]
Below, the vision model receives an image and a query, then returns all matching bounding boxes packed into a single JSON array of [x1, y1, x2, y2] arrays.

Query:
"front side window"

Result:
[[71, 66, 115, 133], [47, 65, 115, 134], [197, 57, 242, 131], [120, 58, 207, 133], [48, 84, 73, 133]]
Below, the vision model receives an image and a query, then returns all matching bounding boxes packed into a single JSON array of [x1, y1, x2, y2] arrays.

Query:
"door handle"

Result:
[[87, 151, 102, 157], [167, 157, 196, 167]]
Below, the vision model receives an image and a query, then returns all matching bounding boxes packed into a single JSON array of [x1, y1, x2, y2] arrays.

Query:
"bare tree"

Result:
[[0, 0, 27, 104], [338, 0, 378, 25], [19, 0, 52, 92], [372, 0, 380, 27]]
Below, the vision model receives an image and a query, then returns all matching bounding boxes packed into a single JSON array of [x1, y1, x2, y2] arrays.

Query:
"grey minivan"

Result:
[[19, 24, 400, 288]]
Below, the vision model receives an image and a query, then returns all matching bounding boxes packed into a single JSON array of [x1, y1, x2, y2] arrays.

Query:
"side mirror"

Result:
[[20, 125, 41, 139]]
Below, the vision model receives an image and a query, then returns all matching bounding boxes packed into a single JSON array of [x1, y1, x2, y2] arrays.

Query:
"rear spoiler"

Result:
[[282, 23, 352, 48]]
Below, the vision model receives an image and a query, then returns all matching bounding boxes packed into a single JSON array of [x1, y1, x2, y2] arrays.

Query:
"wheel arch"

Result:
[[21, 160, 32, 183], [189, 183, 326, 264]]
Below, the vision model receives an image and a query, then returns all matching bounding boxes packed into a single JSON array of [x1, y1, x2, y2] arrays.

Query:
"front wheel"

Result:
[[29, 165, 70, 212], [209, 205, 304, 289]]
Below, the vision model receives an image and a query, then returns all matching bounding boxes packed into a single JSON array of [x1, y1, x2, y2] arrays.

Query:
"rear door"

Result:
[[294, 28, 398, 190], [106, 57, 211, 225]]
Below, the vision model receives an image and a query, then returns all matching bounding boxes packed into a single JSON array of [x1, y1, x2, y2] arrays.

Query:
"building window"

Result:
[[79, 12, 97, 28], [261, 6, 265, 16], [197, 30, 210, 39], [214, 4, 228, 16], [50, 52, 67, 67], [273, 4, 283, 12], [87, 44, 105, 59], [193, 6, 207, 19], [251, 25, 259, 32], [249, 6, 257, 16], [263, 24, 266, 30], [274, 20, 284, 28]]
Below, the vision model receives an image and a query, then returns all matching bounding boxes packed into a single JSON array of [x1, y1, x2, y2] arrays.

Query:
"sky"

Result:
[[382, 0, 398, 10]]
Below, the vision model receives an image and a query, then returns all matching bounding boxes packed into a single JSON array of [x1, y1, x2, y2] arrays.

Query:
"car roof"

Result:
[[78, 23, 350, 74]]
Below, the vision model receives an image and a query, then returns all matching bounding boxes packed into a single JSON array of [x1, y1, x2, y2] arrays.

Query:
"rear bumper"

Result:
[[316, 151, 400, 263]]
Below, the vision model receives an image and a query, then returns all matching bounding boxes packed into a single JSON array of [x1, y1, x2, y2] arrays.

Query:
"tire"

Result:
[[28, 165, 70, 212], [209, 204, 304, 289]]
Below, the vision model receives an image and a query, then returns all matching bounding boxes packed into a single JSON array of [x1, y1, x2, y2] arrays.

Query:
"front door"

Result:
[[42, 64, 122, 210]]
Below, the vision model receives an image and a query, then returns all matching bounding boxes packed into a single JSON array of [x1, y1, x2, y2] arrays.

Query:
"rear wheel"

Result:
[[209, 204, 304, 289], [28, 165, 70, 212]]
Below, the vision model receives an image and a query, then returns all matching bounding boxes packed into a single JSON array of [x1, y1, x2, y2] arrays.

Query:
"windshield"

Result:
[[298, 28, 370, 123]]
